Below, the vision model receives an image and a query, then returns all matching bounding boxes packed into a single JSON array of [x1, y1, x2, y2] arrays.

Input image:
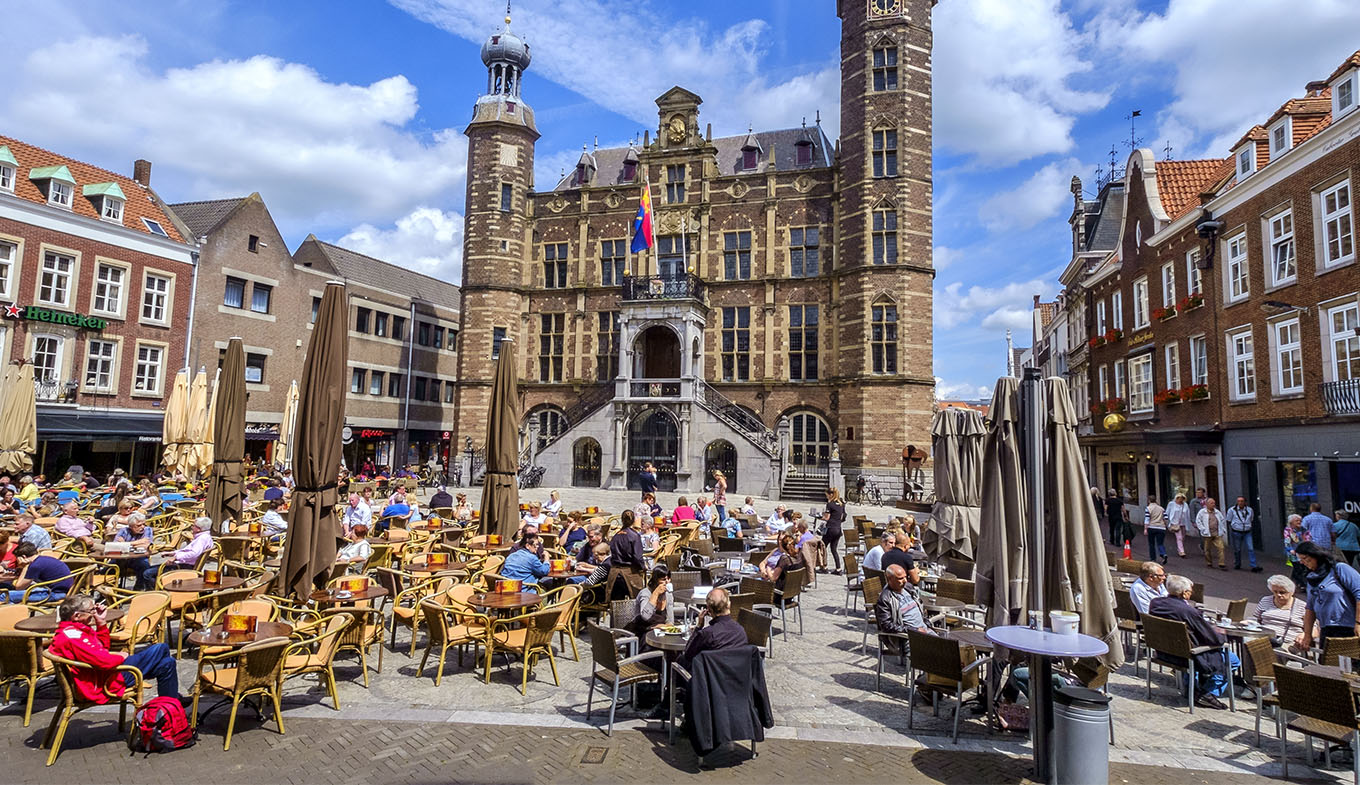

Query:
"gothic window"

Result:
[[872, 205, 898, 265], [872, 128, 898, 177], [542, 242, 568, 288], [539, 313, 565, 382], [721, 306, 750, 381], [788, 305, 819, 381], [872, 46, 899, 91], [723, 231, 751, 280]]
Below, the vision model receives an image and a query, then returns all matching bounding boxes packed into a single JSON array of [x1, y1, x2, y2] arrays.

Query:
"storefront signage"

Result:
[[359, 429, 389, 439], [1128, 330, 1154, 347], [4, 304, 107, 331]]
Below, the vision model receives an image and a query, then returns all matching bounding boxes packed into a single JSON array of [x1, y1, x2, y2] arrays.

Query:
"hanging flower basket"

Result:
[[1177, 294, 1204, 312], [1181, 384, 1210, 401]]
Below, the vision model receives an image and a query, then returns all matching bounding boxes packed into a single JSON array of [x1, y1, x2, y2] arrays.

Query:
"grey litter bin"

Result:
[[1052, 686, 1111, 785]]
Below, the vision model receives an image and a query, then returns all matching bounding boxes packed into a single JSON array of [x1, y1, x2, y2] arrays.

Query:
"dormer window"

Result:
[[83, 182, 127, 224], [30, 165, 75, 209], [49, 181, 72, 208], [575, 163, 587, 186], [0, 146, 16, 192], [742, 149, 758, 170], [1236, 146, 1255, 180], [102, 197, 123, 221], [1336, 74, 1356, 116], [1269, 118, 1291, 156], [795, 140, 813, 165], [622, 160, 637, 182], [739, 129, 763, 172]]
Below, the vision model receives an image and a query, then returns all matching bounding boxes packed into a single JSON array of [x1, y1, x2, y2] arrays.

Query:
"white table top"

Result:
[[985, 625, 1110, 658]]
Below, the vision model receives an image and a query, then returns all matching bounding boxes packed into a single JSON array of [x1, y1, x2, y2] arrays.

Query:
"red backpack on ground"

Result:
[[127, 697, 196, 754]]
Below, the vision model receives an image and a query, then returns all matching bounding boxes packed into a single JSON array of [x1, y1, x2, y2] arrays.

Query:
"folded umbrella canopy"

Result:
[[200, 368, 220, 476], [479, 338, 521, 541], [275, 379, 299, 469], [926, 406, 984, 559], [205, 340, 246, 529], [0, 364, 37, 473], [974, 377, 1028, 628], [161, 369, 190, 473], [280, 282, 347, 601], [182, 369, 210, 479]]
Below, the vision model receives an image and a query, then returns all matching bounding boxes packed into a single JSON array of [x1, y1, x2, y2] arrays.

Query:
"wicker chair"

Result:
[[41, 651, 145, 765], [282, 613, 350, 710], [333, 606, 385, 687], [416, 601, 484, 686], [1275, 664, 1360, 785], [1242, 634, 1302, 746], [485, 608, 562, 695], [0, 630, 51, 726], [940, 556, 975, 581], [842, 554, 864, 616], [1140, 613, 1236, 714], [1225, 598, 1250, 623], [191, 636, 290, 750], [585, 621, 662, 736], [905, 629, 993, 743], [106, 591, 171, 654], [737, 607, 773, 658], [389, 576, 456, 656], [539, 583, 584, 660], [18, 565, 94, 609], [1321, 636, 1360, 668], [861, 576, 884, 654], [1112, 588, 1146, 674]]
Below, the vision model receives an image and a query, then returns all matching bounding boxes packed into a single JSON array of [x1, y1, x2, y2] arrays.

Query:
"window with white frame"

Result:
[[48, 181, 72, 208], [1096, 300, 1107, 334], [0, 240, 15, 300], [91, 263, 125, 316], [1186, 249, 1203, 295], [133, 344, 164, 394], [32, 335, 63, 397], [1270, 119, 1291, 156], [101, 197, 124, 223], [1226, 233, 1249, 302], [1273, 318, 1303, 395], [38, 251, 74, 308], [1227, 328, 1256, 400], [1236, 146, 1254, 180], [84, 339, 116, 392], [1267, 210, 1296, 286], [1189, 335, 1208, 385], [1074, 368, 1089, 413], [1114, 361, 1126, 398], [1128, 354, 1153, 413], [0, 162, 13, 191], [141, 273, 170, 323], [1132, 277, 1150, 328], [1165, 343, 1181, 389], [1098, 365, 1109, 400], [1336, 76, 1355, 116], [1160, 262, 1176, 307], [1328, 302, 1360, 381], [1112, 291, 1124, 330], [1320, 180, 1354, 269]]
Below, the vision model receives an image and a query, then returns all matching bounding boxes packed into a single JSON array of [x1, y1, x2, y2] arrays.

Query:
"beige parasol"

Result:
[[182, 368, 210, 479], [275, 379, 299, 469], [0, 364, 37, 473], [161, 369, 190, 472]]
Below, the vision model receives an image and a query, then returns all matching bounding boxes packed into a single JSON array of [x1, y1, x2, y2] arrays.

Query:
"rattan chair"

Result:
[[191, 635, 290, 750], [1112, 587, 1146, 674], [333, 606, 385, 687], [842, 554, 863, 616], [539, 583, 584, 660], [875, 630, 912, 691], [41, 651, 144, 765], [1242, 634, 1304, 746], [106, 591, 171, 654], [861, 576, 884, 654], [1275, 664, 1360, 785], [0, 604, 33, 631], [585, 621, 662, 736], [1140, 613, 1236, 714], [940, 556, 975, 581], [389, 576, 456, 656], [773, 568, 806, 641], [1321, 636, 1360, 668], [485, 607, 561, 695], [737, 607, 773, 658], [282, 613, 350, 709], [1225, 598, 1250, 623], [0, 630, 51, 726], [905, 629, 993, 743], [18, 565, 94, 609], [416, 601, 484, 686]]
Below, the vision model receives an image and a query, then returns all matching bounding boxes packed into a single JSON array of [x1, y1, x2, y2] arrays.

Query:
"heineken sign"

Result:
[[3, 304, 108, 331]]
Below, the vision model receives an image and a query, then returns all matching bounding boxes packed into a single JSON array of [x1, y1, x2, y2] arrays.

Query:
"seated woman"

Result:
[[633, 493, 660, 525], [336, 524, 373, 573], [671, 496, 696, 523], [640, 518, 661, 553], [0, 488, 19, 516], [571, 542, 612, 586], [632, 566, 671, 637], [560, 511, 587, 555], [1255, 574, 1311, 644], [543, 490, 563, 517], [759, 533, 805, 593], [453, 492, 474, 522], [135, 479, 162, 514], [0, 531, 17, 575], [501, 532, 551, 590], [519, 502, 547, 534]]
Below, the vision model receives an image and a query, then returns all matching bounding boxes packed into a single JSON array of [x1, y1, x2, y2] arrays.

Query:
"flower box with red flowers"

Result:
[[1103, 328, 1123, 343], [1177, 294, 1204, 312], [1181, 384, 1209, 401], [1154, 388, 1183, 405], [1103, 397, 1127, 413], [1151, 306, 1177, 321], [1088, 336, 1105, 348], [1089, 400, 1107, 416]]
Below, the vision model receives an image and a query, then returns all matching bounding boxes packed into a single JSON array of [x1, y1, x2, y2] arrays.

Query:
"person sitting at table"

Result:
[[520, 502, 548, 532], [16, 474, 40, 504], [0, 531, 16, 575], [502, 532, 552, 590], [342, 492, 372, 538], [14, 513, 52, 551], [759, 534, 805, 593], [260, 500, 288, 540], [54, 500, 97, 547], [863, 532, 894, 572], [262, 480, 286, 504], [671, 496, 697, 523], [112, 512, 154, 590], [509, 523, 547, 559], [874, 564, 930, 657], [103, 498, 138, 537], [29, 490, 60, 518], [571, 542, 612, 586], [428, 485, 454, 511], [693, 497, 713, 524], [0, 487, 18, 516], [376, 494, 412, 534], [335, 524, 373, 574], [763, 506, 789, 535], [543, 490, 563, 518], [575, 523, 605, 563], [1254, 574, 1311, 644], [633, 493, 657, 525], [633, 565, 671, 636], [678, 587, 748, 670], [48, 594, 184, 703], [1147, 574, 1239, 710], [560, 512, 587, 554], [1128, 561, 1167, 616], [880, 534, 920, 589], [141, 516, 214, 587], [793, 519, 825, 576], [1294, 541, 1360, 651], [640, 518, 661, 553], [608, 510, 647, 600], [740, 497, 758, 517], [453, 492, 473, 522], [5, 542, 73, 603]]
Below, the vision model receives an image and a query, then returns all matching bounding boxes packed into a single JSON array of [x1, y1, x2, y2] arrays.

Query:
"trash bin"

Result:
[[1052, 686, 1110, 785]]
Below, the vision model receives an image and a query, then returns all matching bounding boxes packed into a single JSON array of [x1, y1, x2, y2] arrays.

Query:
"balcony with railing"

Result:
[[616, 377, 693, 402], [35, 377, 77, 403], [1322, 378, 1360, 416], [621, 273, 704, 302]]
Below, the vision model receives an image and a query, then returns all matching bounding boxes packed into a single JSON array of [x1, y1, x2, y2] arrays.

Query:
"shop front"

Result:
[[345, 427, 395, 474], [243, 423, 279, 465], [1083, 428, 1223, 527], [406, 430, 451, 474], [37, 409, 164, 479]]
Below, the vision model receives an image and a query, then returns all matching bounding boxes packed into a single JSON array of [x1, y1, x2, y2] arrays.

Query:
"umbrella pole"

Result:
[[1020, 367, 1053, 782]]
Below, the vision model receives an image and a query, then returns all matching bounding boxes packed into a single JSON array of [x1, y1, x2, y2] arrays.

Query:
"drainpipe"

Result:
[[184, 247, 201, 369]]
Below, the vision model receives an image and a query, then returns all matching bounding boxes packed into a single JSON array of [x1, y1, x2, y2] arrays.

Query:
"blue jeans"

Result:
[[1147, 529, 1166, 560], [122, 643, 180, 698], [1182, 651, 1240, 698], [1229, 530, 1257, 569], [7, 588, 65, 604]]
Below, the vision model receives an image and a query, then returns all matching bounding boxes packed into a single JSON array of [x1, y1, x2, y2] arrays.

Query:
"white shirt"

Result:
[[262, 509, 288, 534], [543, 498, 562, 516], [346, 500, 372, 530], [337, 538, 372, 564], [522, 512, 547, 527], [1195, 508, 1223, 538], [863, 545, 886, 571]]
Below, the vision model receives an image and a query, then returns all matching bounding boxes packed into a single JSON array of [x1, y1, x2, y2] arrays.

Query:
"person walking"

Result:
[[637, 462, 658, 500], [1226, 496, 1261, 572], [1144, 499, 1168, 564], [1165, 492, 1191, 558], [710, 470, 728, 525], [1301, 502, 1333, 552], [821, 487, 846, 576], [1105, 489, 1129, 547], [1195, 497, 1228, 571], [1189, 488, 1209, 557], [1333, 512, 1360, 568], [1294, 541, 1360, 650]]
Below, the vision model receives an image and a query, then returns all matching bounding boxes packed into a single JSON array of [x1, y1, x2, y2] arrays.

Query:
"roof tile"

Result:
[[1155, 159, 1232, 221]]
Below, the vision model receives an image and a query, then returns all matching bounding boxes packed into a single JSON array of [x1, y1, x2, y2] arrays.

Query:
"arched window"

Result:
[[789, 411, 832, 468], [526, 406, 566, 453]]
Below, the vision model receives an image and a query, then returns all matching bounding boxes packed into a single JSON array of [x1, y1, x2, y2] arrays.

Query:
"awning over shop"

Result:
[[37, 410, 165, 441], [245, 424, 280, 441]]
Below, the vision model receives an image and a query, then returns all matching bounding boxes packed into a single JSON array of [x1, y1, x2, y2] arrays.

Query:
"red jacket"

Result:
[[47, 620, 126, 703]]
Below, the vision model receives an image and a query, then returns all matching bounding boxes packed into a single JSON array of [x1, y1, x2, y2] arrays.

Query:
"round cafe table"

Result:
[[467, 591, 541, 616], [644, 627, 690, 653], [187, 621, 293, 649], [921, 597, 966, 613], [309, 585, 389, 606], [168, 576, 247, 593], [986, 625, 1109, 782], [408, 560, 471, 575], [16, 608, 126, 635]]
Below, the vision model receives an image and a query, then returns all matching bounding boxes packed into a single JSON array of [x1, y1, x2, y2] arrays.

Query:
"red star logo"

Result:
[[3, 305, 20, 318]]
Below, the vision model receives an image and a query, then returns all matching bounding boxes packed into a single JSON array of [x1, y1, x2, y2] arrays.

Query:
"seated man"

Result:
[[14, 513, 52, 550], [259, 500, 288, 540], [764, 506, 789, 535], [1147, 574, 1240, 710], [874, 564, 930, 656], [6, 542, 73, 603], [678, 588, 748, 670], [141, 516, 213, 588], [111, 512, 154, 591], [574, 523, 604, 563], [47, 594, 182, 702], [54, 501, 96, 549], [863, 532, 894, 571], [1128, 561, 1167, 616], [880, 537, 921, 589], [501, 532, 551, 589]]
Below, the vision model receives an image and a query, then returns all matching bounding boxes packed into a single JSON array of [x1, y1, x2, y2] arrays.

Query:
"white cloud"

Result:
[[932, 245, 964, 271], [934, 0, 1108, 165], [979, 158, 1083, 232], [337, 207, 464, 283], [0, 34, 466, 228], [934, 278, 1056, 330], [934, 378, 994, 401], [391, 0, 841, 138], [1095, 0, 1360, 156]]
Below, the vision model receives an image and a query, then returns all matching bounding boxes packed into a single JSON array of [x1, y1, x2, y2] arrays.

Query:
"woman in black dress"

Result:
[[822, 487, 846, 575]]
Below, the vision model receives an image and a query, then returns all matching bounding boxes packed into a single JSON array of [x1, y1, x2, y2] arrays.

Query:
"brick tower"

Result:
[[835, 0, 936, 480], [452, 8, 539, 454]]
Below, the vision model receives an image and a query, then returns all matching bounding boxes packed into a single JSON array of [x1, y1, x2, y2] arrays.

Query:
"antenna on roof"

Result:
[[505, 0, 512, 26], [801, 117, 807, 128], [1162, 140, 1174, 161]]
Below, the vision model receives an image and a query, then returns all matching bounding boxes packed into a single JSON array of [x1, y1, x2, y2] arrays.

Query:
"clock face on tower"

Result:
[[668, 115, 687, 143], [870, 0, 901, 16]]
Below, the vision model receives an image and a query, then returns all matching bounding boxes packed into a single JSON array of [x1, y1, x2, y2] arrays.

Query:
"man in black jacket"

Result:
[[1147, 574, 1239, 709], [679, 588, 747, 670]]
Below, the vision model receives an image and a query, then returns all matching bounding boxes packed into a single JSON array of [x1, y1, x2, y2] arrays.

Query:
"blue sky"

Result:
[[4, 0, 1360, 399]]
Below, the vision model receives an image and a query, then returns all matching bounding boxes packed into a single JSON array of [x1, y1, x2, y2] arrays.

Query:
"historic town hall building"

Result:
[[452, 0, 936, 498]]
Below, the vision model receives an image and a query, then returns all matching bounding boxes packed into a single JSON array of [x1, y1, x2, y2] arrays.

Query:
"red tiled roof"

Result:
[[1155, 159, 1232, 220], [1326, 51, 1360, 84], [938, 400, 989, 417], [1037, 301, 1056, 327], [1230, 124, 1268, 152], [0, 135, 186, 244]]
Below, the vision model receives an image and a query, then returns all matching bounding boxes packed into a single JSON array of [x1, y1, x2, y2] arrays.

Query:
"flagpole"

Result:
[[680, 214, 688, 281], [647, 174, 657, 276]]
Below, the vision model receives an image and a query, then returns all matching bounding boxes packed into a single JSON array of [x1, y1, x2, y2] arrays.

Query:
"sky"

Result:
[[3, 0, 1360, 401]]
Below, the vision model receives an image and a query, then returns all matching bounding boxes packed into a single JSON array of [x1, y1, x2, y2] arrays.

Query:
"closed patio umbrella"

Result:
[[182, 369, 210, 479], [161, 369, 190, 472], [926, 407, 984, 559], [275, 379, 299, 469], [973, 377, 1028, 628], [205, 339, 246, 529], [280, 282, 347, 601], [200, 368, 220, 475], [478, 338, 520, 540], [0, 363, 37, 473]]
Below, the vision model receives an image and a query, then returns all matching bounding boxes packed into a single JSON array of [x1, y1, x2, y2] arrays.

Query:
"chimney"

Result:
[[1306, 80, 1329, 97], [133, 159, 152, 186], [1033, 294, 1041, 308]]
